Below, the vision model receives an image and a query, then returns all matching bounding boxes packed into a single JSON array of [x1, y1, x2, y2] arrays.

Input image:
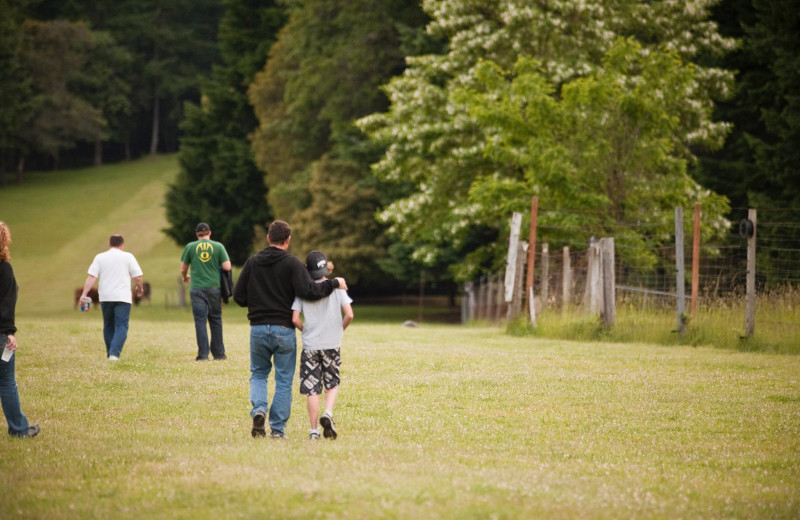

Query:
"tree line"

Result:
[[2, 0, 797, 295]]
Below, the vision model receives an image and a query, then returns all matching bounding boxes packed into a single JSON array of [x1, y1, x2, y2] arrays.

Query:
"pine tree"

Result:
[[163, 0, 287, 265]]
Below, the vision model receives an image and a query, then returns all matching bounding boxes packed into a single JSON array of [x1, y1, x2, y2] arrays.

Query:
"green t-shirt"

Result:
[[181, 239, 230, 289]]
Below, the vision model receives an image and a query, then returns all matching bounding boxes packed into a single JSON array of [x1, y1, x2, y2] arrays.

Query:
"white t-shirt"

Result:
[[292, 287, 352, 350], [88, 248, 143, 304]]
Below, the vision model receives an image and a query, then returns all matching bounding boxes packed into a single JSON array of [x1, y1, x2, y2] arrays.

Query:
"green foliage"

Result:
[[698, 0, 800, 277], [163, 0, 286, 265], [15, 19, 106, 163], [0, 0, 31, 168], [248, 0, 432, 288], [359, 0, 736, 280]]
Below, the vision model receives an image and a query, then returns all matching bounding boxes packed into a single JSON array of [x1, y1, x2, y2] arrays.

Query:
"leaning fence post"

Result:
[[505, 212, 523, 322]]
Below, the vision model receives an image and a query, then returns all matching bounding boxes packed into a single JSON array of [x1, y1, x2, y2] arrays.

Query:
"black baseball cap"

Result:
[[195, 222, 211, 233], [305, 251, 329, 279]]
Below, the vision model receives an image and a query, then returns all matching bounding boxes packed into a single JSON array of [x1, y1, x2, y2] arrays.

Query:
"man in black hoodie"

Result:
[[233, 220, 347, 439]]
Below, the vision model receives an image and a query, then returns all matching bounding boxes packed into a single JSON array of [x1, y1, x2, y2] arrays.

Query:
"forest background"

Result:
[[1, 0, 797, 299]]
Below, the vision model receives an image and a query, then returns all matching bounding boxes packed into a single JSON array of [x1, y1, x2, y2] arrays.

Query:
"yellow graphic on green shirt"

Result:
[[195, 241, 214, 262]]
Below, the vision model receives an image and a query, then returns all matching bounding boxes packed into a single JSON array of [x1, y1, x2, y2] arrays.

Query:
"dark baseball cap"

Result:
[[305, 251, 329, 279], [195, 222, 211, 233]]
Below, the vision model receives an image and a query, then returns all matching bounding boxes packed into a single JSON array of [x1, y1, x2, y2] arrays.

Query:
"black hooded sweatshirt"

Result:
[[232, 246, 339, 327]]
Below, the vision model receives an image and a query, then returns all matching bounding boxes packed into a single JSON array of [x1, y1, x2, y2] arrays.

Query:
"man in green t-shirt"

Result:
[[180, 222, 232, 361]]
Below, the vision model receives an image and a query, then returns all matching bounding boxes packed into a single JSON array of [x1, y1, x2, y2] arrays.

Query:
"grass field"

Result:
[[1, 156, 799, 518], [1, 317, 799, 519]]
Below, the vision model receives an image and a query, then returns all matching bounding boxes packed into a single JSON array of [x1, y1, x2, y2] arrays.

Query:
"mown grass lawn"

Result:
[[1, 314, 798, 519]]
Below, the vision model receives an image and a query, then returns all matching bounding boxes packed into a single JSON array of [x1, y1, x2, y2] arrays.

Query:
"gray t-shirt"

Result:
[[292, 286, 352, 350]]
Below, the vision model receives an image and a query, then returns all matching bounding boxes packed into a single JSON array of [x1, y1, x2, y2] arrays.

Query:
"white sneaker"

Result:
[[108, 355, 119, 361], [320, 411, 337, 440]]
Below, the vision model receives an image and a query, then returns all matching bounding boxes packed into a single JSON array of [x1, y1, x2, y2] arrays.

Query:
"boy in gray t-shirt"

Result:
[[291, 251, 353, 440]]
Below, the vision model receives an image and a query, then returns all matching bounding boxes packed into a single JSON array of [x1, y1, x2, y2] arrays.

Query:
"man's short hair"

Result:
[[268, 220, 291, 244], [109, 234, 124, 247], [195, 222, 211, 235]]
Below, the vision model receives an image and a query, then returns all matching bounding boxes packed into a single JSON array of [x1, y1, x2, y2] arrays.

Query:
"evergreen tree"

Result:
[[164, 0, 286, 265], [15, 19, 106, 172], [699, 0, 800, 283], [248, 0, 432, 286], [0, 0, 32, 182]]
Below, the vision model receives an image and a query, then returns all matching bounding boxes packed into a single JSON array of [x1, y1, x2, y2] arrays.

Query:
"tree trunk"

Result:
[[16, 156, 24, 184], [94, 138, 103, 166], [149, 90, 160, 155]]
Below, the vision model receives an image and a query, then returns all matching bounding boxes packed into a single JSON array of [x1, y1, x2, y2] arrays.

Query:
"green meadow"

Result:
[[1, 156, 799, 519]]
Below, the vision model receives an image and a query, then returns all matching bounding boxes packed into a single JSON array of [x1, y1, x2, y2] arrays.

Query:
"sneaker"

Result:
[[309, 431, 321, 441], [10, 424, 40, 438], [251, 411, 266, 438], [270, 430, 287, 439], [213, 354, 227, 361], [195, 356, 209, 361], [320, 411, 337, 440], [108, 355, 119, 361]]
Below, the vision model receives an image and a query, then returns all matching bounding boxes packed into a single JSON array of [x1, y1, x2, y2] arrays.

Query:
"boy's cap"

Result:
[[195, 222, 210, 233], [305, 250, 329, 279]]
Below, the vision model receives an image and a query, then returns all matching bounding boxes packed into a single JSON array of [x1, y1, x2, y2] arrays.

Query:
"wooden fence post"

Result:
[[505, 212, 522, 315], [675, 207, 686, 334], [495, 272, 505, 323], [525, 197, 538, 320], [587, 239, 601, 315], [691, 203, 701, 315], [745, 208, 757, 336], [177, 277, 186, 308], [541, 243, 549, 312], [509, 242, 527, 320], [600, 238, 616, 328], [562, 246, 571, 312]]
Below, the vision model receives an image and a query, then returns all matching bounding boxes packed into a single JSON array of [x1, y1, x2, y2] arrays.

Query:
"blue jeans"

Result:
[[190, 288, 224, 359], [0, 351, 30, 435], [249, 325, 297, 434], [101, 302, 131, 358]]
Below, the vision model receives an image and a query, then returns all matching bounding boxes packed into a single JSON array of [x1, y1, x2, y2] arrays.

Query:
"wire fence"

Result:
[[464, 206, 800, 338]]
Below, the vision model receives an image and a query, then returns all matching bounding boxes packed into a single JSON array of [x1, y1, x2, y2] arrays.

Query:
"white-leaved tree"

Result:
[[358, 0, 735, 279]]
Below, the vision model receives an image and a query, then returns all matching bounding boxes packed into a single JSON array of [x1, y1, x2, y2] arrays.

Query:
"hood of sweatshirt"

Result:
[[252, 246, 291, 267]]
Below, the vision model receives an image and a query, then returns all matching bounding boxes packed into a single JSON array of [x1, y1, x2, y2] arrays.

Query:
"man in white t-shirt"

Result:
[[80, 235, 144, 361], [291, 251, 353, 440]]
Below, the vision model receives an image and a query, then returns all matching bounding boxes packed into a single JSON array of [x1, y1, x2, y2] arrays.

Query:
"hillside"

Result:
[[0, 155, 195, 316]]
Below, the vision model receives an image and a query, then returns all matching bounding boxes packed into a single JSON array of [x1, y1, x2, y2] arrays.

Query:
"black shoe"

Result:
[[270, 429, 287, 439], [251, 411, 266, 438], [195, 356, 209, 361], [320, 412, 337, 440], [11, 424, 40, 438], [213, 354, 227, 360]]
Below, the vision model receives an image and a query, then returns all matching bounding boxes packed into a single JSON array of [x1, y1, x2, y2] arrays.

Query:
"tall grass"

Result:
[[1, 318, 798, 519], [510, 288, 800, 354]]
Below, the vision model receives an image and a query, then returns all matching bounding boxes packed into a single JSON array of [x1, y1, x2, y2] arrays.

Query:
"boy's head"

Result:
[[305, 250, 329, 279]]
